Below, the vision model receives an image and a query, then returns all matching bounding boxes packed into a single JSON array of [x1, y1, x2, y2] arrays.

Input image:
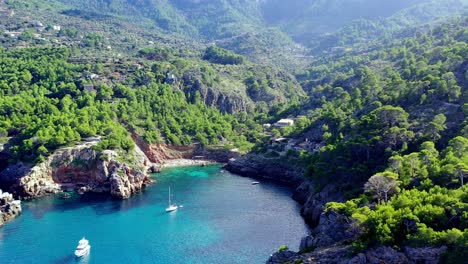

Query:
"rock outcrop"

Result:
[[225, 154, 305, 187], [0, 142, 154, 200], [184, 75, 254, 113], [0, 189, 21, 227], [267, 250, 300, 264], [300, 210, 360, 251], [403, 246, 448, 264], [268, 244, 447, 264]]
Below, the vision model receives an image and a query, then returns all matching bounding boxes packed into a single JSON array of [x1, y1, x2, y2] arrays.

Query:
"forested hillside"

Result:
[[258, 17, 467, 262], [0, 47, 261, 166]]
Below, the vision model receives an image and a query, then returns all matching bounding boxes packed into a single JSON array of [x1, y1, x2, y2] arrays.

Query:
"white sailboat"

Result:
[[74, 237, 91, 257], [165, 186, 178, 212]]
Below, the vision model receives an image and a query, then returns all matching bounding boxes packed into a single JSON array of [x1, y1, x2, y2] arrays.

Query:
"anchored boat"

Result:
[[74, 237, 91, 257], [165, 186, 178, 212]]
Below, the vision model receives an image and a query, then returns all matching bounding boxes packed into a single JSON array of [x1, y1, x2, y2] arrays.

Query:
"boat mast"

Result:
[[168, 186, 171, 206]]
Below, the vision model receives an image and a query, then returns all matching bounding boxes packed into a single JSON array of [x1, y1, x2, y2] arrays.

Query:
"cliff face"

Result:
[[0, 190, 21, 227], [184, 75, 254, 113], [132, 134, 241, 164], [0, 142, 153, 200], [225, 154, 305, 187]]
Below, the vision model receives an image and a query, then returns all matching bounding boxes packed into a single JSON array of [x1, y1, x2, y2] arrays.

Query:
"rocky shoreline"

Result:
[[0, 189, 21, 227], [225, 154, 448, 264], [0, 136, 240, 204]]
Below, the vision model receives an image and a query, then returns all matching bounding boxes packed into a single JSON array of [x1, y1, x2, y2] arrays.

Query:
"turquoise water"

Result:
[[0, 165, 309, 264]]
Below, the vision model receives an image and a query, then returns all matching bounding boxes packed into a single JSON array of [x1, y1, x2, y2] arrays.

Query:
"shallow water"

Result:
[[0, 165, 309, 264]]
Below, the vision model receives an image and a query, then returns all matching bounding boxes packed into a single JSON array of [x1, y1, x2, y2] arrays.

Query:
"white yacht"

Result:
[[74, 237, 91, 257], [165, 186, 178, 212]]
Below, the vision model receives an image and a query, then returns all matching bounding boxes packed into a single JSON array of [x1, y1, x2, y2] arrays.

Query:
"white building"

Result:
[[273, 119, 295, 128]]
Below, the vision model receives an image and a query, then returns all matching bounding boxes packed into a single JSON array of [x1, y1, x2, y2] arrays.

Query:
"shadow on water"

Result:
[[22, 165, 218, 220], [53, 253, 90, 264], [26, 189, 163, 219], [52, 255, 75, 264]]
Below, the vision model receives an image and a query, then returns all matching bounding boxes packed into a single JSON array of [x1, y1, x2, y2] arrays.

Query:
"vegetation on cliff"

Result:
[[0, 47, 260, 164]]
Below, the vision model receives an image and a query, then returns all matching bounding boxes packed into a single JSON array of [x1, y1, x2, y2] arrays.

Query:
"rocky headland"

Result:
[[0, 140, 154, 200], [0, 189, 21, 227], [225, 154, 448, 264]]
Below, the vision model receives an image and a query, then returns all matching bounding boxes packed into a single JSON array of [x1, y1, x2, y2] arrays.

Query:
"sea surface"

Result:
[[0, 165, 309, 264]]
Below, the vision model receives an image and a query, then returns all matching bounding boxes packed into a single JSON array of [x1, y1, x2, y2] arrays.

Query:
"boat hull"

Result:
[[75, 245, 91, 257], [165, 206, 178, 212]]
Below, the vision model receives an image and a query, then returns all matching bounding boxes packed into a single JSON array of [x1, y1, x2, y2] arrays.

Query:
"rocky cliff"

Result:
[[0, 141, 154, 200], [0, 189, 21, 227], [184, 75, 254, 113], [225, 154, 305, 187]]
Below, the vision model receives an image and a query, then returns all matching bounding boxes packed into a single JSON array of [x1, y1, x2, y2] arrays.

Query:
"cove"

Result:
[[0, 165, 309, 264]]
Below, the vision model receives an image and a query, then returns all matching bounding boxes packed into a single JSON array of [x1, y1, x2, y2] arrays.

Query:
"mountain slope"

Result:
[[261, 0, 467, 43]]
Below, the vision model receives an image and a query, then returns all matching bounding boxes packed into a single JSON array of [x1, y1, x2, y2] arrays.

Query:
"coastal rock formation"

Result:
[[296, 182, 345, 227], [225, 154, 305, 186], [403, 246, 448, 264], [0, 189, 22, 227], [268, 244, 447, 264], [300, 210, 360, 251], [267, 250, 300, 264], [0, 142, 154, 200], [108, 161, 150, 199]]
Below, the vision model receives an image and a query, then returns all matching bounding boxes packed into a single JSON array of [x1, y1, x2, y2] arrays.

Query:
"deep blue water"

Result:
[[0, 165, 309, 264]]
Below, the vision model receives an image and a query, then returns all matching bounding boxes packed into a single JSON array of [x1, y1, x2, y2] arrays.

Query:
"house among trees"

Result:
[[273, 119, 295, 128], [86, 73, 99, 80]]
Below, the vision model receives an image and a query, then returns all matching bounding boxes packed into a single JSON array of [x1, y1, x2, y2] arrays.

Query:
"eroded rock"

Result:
[[0, 142, 154, 200], [0, 189, 22, 227]]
